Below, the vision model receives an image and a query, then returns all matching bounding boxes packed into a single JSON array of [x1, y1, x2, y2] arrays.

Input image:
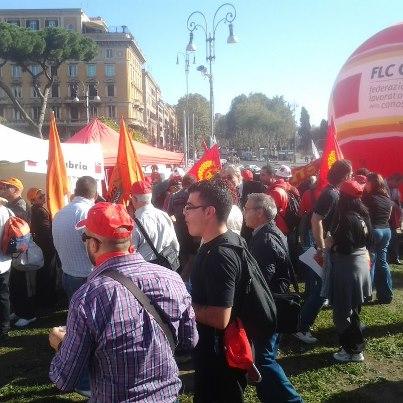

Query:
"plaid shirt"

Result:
[[49, 253, 198, 402]]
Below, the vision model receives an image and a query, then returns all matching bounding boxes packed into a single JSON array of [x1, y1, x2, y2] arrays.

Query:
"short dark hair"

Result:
[[261, 164, 275, 176], [355, 167, 370, 177], [182, 174, 196, 188], [75, 176, 97, 199], [327, 159, 352, 185], [188, 179, 233, 223]]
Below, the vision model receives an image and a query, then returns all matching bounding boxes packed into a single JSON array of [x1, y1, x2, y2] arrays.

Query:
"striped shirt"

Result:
[[52, 197, 94, 278], [49, 253, 198, 402]]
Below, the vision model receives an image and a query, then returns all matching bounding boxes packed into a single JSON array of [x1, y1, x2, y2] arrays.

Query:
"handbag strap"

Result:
[[134, 217, 162, 259], [102, 269, 176, 353]]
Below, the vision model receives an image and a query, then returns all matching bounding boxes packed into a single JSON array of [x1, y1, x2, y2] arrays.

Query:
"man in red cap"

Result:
[[131, 179, 179, 269], [48, 202, 198, 401]]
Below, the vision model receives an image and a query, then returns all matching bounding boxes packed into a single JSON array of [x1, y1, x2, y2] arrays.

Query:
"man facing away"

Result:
[[131, 179, 179, 265], [49, 202, 198, 402], [184, 179, 248, 403], [52, 176, 97, 302], [244, 193, 302, 403]]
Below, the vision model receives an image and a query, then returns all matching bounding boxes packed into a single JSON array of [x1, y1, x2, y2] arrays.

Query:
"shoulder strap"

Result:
[[102, 269, 176, 353], [134, 217, 161, 258]]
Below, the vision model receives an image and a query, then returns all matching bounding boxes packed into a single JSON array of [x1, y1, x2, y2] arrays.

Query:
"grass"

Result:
[[0, 266, 402, 402]]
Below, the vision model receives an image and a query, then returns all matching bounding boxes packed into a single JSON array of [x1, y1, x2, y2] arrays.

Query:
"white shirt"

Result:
[[227, 204, 244, 235], [52, 197, 94, 278], [0, 206, 12, 274], [133, 204, 179, 262]]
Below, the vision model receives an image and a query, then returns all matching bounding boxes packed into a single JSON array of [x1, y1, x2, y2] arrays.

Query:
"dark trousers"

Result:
[[0, 270, 10, 336], [9, 269, 36, 319], [338, 308, 365, 355], [388, 228, 400, 262], [193, 338, 247, 403]]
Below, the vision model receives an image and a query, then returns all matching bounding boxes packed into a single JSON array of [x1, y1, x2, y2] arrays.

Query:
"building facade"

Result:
[[0, 8, 176, 145]]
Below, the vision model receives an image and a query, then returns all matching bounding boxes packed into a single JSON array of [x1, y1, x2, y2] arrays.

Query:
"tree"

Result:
[[0, 23, 98, 138], [219, 93, 296, 153], [297, 106, 312, 152], [311, 118, 328, 150], [99, 116, 147, 143], [175, 93, 209, 156]]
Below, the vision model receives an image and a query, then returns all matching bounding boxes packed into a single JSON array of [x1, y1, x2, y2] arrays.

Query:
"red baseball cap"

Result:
[[76, 202, 134, 239], [340, 179, 365, 198], [131, 178, 152, 195], [241, 169, 254, 181]]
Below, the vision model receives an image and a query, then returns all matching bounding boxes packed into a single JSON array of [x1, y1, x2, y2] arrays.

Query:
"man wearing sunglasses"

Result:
[[49, 202, 198, 402]]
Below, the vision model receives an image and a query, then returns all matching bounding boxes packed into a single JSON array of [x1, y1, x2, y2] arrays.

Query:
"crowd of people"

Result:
[[0, 160, 401, 402]]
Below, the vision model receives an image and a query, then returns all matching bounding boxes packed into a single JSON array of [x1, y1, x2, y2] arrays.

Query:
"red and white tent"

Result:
[[66, 118, 184, 167]]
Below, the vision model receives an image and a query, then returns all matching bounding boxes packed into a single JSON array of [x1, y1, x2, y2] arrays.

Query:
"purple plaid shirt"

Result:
[[49, 253, 198, 402]]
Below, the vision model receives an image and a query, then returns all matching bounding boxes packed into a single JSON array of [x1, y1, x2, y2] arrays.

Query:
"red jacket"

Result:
[[267, 179, 300, 235]]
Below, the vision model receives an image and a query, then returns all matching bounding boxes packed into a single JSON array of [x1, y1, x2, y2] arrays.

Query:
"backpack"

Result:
[[283, 190, 301, 232], [220, 243, 277, 340], [1, 210, 31, 256]]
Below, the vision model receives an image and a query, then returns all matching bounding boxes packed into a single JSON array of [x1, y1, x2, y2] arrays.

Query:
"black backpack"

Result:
[[219, 243, 277, 340], [283, 191, 301, 231]]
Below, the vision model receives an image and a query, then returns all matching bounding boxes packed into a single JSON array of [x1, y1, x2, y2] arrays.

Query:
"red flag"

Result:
[[188, 144, 221, 181], [46, 113, 69, 218], [108, 117, 144, 203], [317, 119, 344, 190]]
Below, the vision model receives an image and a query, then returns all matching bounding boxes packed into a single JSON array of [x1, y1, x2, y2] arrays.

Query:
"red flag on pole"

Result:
[[317, 119, 344, 190], [108, 117, 144, 203], [188, 144, 221, 181]]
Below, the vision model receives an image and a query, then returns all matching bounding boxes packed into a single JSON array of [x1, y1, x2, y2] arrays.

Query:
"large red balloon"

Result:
[[329, 23, 403, 178]]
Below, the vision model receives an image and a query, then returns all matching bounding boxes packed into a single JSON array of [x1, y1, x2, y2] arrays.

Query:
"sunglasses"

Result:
[[183, 204, 209, 213], [81, 233, 101, 244]]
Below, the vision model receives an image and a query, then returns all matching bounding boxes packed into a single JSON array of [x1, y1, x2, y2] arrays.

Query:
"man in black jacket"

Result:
[[244, 192, 302, 403]]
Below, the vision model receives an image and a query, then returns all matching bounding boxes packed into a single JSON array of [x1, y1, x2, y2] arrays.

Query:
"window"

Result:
[[32, 106, 41, 120], [26, 20, 39, 31], [87, 64, 96, 77], [13, 109, 22, 120], [51, 66, 58, 76], [6, 19, 20, 26], [32, 86, 39, 98], [68, 64, 78, 77], [70, 106, 79, 121], [88, 83, 98, 97], [90, 105, 98, 117], [45, 19, 58, 28], [51, 83, 59, 98], [107, 84, 115, 97], [108, 105, 116, 118], [0, 106, 4, 117], [66, 23, 74, 31], [31, 64, 41, 76], [12, 86, 22, 98], [69, 84, 77, 98], [12, 65, 21, 78], [52, 106, 61, 119], [106, 49, 113, 58], [105, 64, 115, 77]]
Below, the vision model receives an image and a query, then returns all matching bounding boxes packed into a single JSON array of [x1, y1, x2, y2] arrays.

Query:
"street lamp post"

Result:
[[72, 81, 101, 124], [185, 3, 238, 146], [177, 52, 195, 165]]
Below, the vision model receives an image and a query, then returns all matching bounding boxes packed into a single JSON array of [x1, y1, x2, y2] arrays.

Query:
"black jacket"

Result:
[[248, 221, 292, 293]]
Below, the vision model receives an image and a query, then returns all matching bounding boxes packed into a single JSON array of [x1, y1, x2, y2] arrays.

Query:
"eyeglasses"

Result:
[[81, 233, 101, 244], [183, 204, 208, 213], [243, 206, 260, 212]]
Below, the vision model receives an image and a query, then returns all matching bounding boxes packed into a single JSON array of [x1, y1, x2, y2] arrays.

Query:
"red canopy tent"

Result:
[[65, 118, 184, 167]]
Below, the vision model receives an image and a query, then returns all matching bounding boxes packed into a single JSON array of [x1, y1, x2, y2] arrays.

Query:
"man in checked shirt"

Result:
[[48, 202, 198, 402]]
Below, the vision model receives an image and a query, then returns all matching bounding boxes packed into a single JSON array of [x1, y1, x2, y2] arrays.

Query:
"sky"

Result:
[[3, 0, 403, 125]]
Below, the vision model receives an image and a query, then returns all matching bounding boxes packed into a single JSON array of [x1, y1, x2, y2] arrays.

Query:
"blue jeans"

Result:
[[254, 333, 302, 402], [62, 272, 87, 303], [371, 228, 393, 302], [61, 272, 90, 392], [299, 268, 325, 332]]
